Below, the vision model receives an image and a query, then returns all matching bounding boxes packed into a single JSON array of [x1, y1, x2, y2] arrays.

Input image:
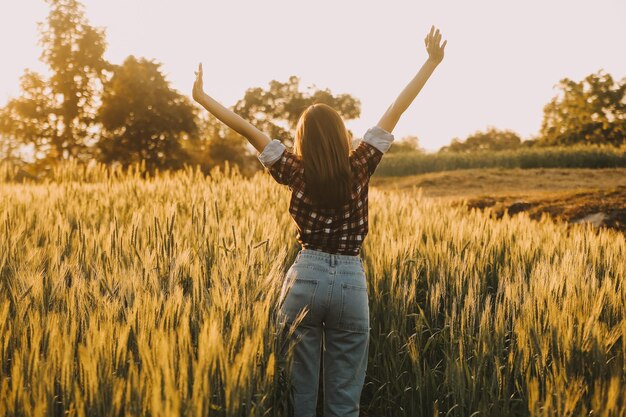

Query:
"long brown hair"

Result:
[[293, 103, 354, 209]]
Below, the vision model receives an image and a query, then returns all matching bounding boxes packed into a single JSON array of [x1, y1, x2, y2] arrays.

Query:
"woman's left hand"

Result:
[[192, 62, 205, 102]]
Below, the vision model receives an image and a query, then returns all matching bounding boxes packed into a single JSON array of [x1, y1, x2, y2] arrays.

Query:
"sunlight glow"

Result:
[[1, 0, 625, 151]]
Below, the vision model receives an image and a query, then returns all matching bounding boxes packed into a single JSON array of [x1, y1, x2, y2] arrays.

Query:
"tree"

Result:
[[182, 113, 258, 176], [97, 56, 197, 171], [539, 70, 626, 146], [386, 135, 423, 153], [232, 76, 361, 146], [0, 71, 56, 162], [439, 127, 522, 152], [205, 130, 257, 176], [0, 0, 110, 165], [38, 0, 111, 160]]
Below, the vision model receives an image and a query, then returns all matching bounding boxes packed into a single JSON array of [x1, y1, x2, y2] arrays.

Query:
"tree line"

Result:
[[439, 71, 626, 153], [1, 0, 624, 177], [0, 0, 363, 175]]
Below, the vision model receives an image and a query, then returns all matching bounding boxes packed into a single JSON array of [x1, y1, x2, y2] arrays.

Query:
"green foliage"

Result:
[[38, 0, 111, 159], [183, 114, 259, 177], [0, 0, 110, 164], [202, 133, 256, 175], [540, 70, 626, 146], [97, 56, 197, 172], [376, 145, 626, 176], [0, 71, 55, 161], [386, 135, 423, 154], [233, 76, 361, 145], [440, 127, 522, 152]]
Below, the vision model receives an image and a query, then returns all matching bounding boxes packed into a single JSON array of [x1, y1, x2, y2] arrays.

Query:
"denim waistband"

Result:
[[297, 248, 362, 266]]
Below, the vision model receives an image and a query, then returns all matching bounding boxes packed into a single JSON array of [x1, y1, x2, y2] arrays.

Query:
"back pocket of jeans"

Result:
[[280, 278, 319, 324], [338, 283, 369, 332]]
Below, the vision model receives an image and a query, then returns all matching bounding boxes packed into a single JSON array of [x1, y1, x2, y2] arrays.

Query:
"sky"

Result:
[[1, 0, 625, 152]]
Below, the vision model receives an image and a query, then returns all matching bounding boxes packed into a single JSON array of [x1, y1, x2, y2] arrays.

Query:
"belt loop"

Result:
[[330, 254, 335, 267]]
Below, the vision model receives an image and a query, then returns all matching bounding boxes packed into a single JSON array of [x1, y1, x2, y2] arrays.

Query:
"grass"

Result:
[[375, 145, 626, 176], [0, 161, 625, 416], [370, 167, 626, 198]]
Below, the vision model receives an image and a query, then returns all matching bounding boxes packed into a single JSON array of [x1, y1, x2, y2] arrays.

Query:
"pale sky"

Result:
[[1, 0, 625, 152]]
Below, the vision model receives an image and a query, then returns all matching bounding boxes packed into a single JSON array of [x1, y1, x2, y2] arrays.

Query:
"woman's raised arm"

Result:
[[377, 25, 447, 134], [192, 63, 271, 153]]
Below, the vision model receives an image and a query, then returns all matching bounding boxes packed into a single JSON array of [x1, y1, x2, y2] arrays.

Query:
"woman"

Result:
[[192, 25, 446, 417]]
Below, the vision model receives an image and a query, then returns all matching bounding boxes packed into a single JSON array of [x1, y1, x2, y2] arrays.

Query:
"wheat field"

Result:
[[0, 161, 624, 417]]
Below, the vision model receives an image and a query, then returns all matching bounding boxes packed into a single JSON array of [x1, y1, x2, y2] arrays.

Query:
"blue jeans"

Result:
[[275, 248, 370, 417]]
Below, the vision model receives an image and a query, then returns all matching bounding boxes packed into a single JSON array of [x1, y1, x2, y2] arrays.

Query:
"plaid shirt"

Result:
[[257, 125, 394, 255]]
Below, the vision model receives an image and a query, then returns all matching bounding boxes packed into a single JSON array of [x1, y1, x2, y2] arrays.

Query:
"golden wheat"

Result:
[[0, 161, 624, 416]]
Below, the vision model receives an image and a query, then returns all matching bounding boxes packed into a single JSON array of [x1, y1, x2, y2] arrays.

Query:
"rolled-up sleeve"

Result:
[[363, 125, 394, 154], [350, 126, 395, 179], [257, 139, 286, 168], [257, 139, 301, 188]]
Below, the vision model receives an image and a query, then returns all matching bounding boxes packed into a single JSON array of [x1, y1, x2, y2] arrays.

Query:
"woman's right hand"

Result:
[[424, 25, 447, 65], [192, 63, 205, 102]]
